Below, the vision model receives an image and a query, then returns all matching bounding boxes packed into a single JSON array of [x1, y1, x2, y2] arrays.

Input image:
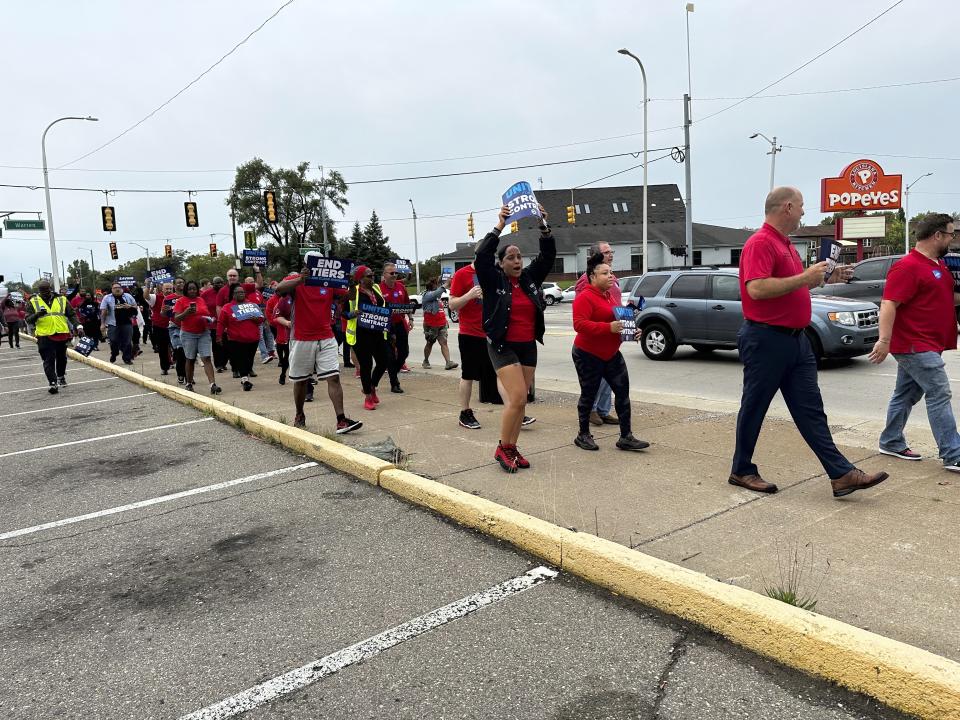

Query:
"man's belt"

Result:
[[745, 319, 804, 337]]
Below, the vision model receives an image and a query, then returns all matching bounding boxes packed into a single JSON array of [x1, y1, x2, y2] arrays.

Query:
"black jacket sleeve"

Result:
[[524, 226, 557, 286], [473, 229, 502, 294]]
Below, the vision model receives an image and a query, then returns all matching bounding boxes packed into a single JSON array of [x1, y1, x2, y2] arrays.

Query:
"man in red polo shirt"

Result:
[[870, 214, 960, 472], [449, 262, 494, 429], [275, 263, 361, 434], [729, 186, 889, 498]]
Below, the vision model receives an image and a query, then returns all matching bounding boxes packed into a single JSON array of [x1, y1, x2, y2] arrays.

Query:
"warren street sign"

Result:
[[4, 218, 46, 231]]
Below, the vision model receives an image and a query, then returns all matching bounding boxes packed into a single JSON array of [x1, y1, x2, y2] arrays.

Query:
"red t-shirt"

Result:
[[505, 279, 536, 342], [883, 250, 957, 354], [173, 296, 213, 334], [573, 285, 621, 361], [450, 266, 484, 337], [269, 295, 292, 345], [381, 280, 410, 325], [150, 293, 169, 329], [284, 273, 346, 342], [739, 222, 811, 329], [164, 293, 182, 327], [217, 301, 263, 343], [200, 288, 219, 329], [423, 294, 447, 328]]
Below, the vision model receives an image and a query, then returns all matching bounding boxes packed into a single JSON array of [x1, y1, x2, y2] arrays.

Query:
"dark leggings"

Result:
[[174, 347, 186, 379], [276, 342, 289, 372], [6, 323, 19, 348], [154, 326, 172, 372], [353, 330, 389, 395], [228, 340, 258, 378], [572, 346, 632, 437], [388, 324, 409, 379], [211, 329, 228, 369]]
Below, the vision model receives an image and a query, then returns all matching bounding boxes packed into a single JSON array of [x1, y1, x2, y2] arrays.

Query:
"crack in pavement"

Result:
[[652, 628, 691, 718]]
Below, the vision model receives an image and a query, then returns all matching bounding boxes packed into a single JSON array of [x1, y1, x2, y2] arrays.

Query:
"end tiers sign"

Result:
[[820, 159, 902, 213]]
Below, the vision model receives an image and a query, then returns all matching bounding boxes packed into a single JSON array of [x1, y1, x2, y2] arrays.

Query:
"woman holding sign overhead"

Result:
[[217, 284, 264, 391], [345, 265, 391, 411], [571, 253, 648, 453], [475, 203, 554, 473]]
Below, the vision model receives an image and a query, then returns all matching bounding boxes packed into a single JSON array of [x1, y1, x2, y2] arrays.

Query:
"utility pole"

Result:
[[320, 165, 330, 255], [683, 93, 693, 262], [409, 199, 421, 294], [230, 204, 238, 258], [904, 172, 933, 254]]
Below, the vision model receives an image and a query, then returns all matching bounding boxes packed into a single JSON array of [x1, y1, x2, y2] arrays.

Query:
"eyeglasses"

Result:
[[937, 229, 958, 239], [385, 272, 397, 276]]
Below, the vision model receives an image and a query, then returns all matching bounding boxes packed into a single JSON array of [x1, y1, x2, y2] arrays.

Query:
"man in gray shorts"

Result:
[[275, 266, 362, 434]]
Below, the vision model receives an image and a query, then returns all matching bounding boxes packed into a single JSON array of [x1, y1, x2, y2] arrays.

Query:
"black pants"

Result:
[[6, 323, 19, 348], [353, 331, 389, 395], [572, 346, 631, 437], [37, 336, 68, 384], [211, 329, 228, 369], [108, 323, 134, 362], [732, 323, 854, 480], [142, 318, 153, 348], [154, 325, 172, 372], [276, 342, 289, 376], [387, 323, 409, 384], [228, 340, 258, 378], [132, 324, 141, 355]]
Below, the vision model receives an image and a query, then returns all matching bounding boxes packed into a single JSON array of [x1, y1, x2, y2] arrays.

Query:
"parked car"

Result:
[[626, 268, 880, 362], [616, 275, 642, 305], [561, 286, 578, 303], [810, 254, 903, 306], [541, 282, 563, 305], [408, 289, 449, 309]]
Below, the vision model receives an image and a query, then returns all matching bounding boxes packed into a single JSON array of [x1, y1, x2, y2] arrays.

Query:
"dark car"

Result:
[[810, 255, 903, 306]]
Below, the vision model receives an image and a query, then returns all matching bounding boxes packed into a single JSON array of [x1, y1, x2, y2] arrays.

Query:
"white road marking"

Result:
[[0, 393, 157, 419], [0, 418, 213, 458], [0, 377, 117, 395], [0, 462, 319, 541], [866, 372, 960, 383], [178, 566, 558, 720], [0, 368, 93, 381], [0, 362, 41, 370]]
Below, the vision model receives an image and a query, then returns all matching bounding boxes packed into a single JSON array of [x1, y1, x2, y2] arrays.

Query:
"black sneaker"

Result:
[[185, 383, 194, 392], [459, 409, 481, 430], [879, 447, 922, 461], [521, 415, 536, 426], [616, 434, 650, 451], [249, 369, 257, 378], [391, 384, 404, 394], [210, 383, 222, 395], [945, 462, 960, 473], [48, 382, 59, 395], [242, 380, 253, 392], [232, 370, 240, 378], [161, 369, 169, 376], [574, 432, 599, 451], [177, 376, 186, 385], [57, 376, 66, 386], [336, 417, 363, 434]]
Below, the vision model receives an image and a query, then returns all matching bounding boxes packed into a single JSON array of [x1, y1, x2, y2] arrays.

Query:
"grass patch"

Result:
[[762, 541, 829, 612]]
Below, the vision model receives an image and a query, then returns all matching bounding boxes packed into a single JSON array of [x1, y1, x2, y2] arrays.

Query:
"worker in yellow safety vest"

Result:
[[24, 280, 83, 394]]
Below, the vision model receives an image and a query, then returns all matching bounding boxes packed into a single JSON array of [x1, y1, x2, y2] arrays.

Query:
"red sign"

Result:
[[820, 159, 902, 213]]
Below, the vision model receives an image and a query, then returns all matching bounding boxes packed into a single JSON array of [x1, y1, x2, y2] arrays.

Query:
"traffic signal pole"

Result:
[[231, 205, 238, 258]]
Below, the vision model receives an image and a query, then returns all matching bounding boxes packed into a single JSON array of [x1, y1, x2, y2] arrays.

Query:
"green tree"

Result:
[[227, 158, 348, 249], [183, 252, 238, 281], [352, 211, 396, 272]]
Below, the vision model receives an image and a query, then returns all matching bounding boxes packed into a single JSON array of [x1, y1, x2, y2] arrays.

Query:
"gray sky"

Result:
[[2, 0, 957, 284]]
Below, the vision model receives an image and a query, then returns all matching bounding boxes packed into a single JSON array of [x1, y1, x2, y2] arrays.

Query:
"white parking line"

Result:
[[0, 393, 157, 419], [0, 377, 117, 395], [0, 418, 213, 458], [178, 566, 558, 720], [0, 368, 93, 381], [0, 462, 319, 541], [0, 362, 41, 371]]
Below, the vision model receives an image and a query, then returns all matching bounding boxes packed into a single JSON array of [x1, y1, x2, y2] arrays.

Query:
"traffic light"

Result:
[[244, 229, 256, 249], [467, 213, 475, 239], [263, 190, 278, 224], [566, 206, 576, 225], [102, 206, 117, 232], [209, 243, 217, 257], [109, 241, 119, 261], [510, 221, 519, 234], [184, 201, 199, 228], [164, 244, 173, 258]]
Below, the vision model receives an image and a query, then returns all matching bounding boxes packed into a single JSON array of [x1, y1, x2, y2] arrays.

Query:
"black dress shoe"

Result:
[[391, 385, 404, 394]]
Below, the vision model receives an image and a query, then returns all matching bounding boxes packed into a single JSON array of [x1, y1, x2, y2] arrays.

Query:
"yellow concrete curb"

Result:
[[30, 335, 960, 717]]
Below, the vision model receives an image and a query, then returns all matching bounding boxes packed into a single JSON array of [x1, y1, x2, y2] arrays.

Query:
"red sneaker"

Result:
[[494, 442, 518, 473], [364, 394, 376, 411], [512, 446, 530, 469], [371, 389, 380, 404]]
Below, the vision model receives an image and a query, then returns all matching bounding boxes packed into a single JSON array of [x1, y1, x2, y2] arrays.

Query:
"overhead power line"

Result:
[[649, 75, 960, 102], [783, 145, 960, 162], [56, 0, 298, 169]]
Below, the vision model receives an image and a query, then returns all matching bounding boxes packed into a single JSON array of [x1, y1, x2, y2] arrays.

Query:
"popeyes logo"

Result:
[[821, 159, 902, 212]]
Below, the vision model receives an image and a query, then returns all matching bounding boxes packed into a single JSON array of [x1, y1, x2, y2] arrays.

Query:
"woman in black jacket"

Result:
[[475, 203, 555, 473]]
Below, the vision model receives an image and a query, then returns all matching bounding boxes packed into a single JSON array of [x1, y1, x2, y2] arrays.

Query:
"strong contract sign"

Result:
[[305, 254, 352, 288], [357, 304, 391, 331], [502, 181, 542, 224]]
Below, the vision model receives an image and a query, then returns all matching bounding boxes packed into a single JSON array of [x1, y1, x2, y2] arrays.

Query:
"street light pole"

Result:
[[130, 243, 151, 273], [683, 3, 694, 262], [904, 172, 933, 254], [749, 132, 781, 192], [41, 115, 98, 293], [618, 49, 648, 274], [409, 198, 421, 294]]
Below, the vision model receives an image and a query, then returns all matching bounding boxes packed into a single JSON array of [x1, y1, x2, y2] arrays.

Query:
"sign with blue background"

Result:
[[305, 254, 352, 288], [242, 249, 269, 267], [358, 303, 391, 331], [502, 181, 542, 223]]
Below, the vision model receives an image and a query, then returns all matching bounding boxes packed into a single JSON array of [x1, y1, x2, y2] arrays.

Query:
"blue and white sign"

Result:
[[502, 181, 542, 224], [613, 306, 639, 343], [232, 302, 263, 321], [357, 303, 391, 331], [944, 254, 960, 292], [393, 258, 412, 275], [388, 302, 415, 315], [441, 266, 454, 282], [818, 239, 842, 282], [116, 275, 136, 288], [242, 249, 269, 267], [149, 268, 174, 284], [73, 335, 96, 357], [305, 254, 352, 288]]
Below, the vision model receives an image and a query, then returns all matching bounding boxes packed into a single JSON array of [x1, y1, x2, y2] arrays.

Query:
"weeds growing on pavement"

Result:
[[762, 540, 829, 612]]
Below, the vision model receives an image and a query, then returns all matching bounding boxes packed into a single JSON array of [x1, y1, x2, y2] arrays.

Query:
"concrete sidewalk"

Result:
[[76, 338, 958, 666]]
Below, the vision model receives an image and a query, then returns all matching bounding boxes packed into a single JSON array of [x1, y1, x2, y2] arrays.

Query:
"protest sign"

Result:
[[388, 302, 416, 315], [441, 266, 454, 282], [261, 287, 276, 299], [502, 180, 542, 224], [305, 254, 352, 288], [116, 276, 136, 288], [242, 249, 269, 267], [149, 268, 174, 284], [232, 302, 263, 321], [41, 272, 53, 280], [818, 239, 843, 282], [73, 336, 96, 357], [944, 254, 960, 293], [358, 303, 392, 331], [9, 291, 24, 302], [393, 258, 412, 275], [613, 306, 638, 343]]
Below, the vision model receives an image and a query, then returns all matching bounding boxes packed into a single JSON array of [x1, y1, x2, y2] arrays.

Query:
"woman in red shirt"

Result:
[[571, 253, 648, 452], [217, 284, 264, 391], [420, 277, 458, 371], [172, 280, 221, 395], [266, 291, 292, 385]]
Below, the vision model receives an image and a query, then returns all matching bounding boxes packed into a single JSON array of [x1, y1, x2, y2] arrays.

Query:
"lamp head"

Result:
[[686, 2, 694, 11], [749, 133, 759, 139], [617, 48, 630, 55], [85, 116, 99, 122]]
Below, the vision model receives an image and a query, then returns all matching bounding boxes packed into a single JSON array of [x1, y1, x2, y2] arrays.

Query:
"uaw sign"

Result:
[[821, 159, 902, 213]]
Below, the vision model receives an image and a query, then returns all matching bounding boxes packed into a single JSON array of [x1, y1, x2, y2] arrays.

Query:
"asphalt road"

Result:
[[0, 346, 910, 720]]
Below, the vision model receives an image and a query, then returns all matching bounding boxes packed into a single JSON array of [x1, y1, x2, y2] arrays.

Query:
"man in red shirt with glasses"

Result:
[[729, 186, 889, 498]]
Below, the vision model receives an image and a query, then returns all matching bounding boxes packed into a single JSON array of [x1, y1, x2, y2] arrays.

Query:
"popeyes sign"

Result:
[[821, 159, 902, 212]]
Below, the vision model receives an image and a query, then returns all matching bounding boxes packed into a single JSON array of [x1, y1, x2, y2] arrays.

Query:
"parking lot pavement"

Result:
[[0, 354, 910, 720]]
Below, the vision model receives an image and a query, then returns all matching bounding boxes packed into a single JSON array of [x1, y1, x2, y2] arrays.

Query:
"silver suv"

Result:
[[625, 268, 880, 362]]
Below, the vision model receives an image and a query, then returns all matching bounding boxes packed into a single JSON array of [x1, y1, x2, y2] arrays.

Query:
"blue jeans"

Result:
[[880, 351, 960, 465], [592, 378, 613, 415], [258, 321, 276, 360], [107, 323, 134, 363]]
